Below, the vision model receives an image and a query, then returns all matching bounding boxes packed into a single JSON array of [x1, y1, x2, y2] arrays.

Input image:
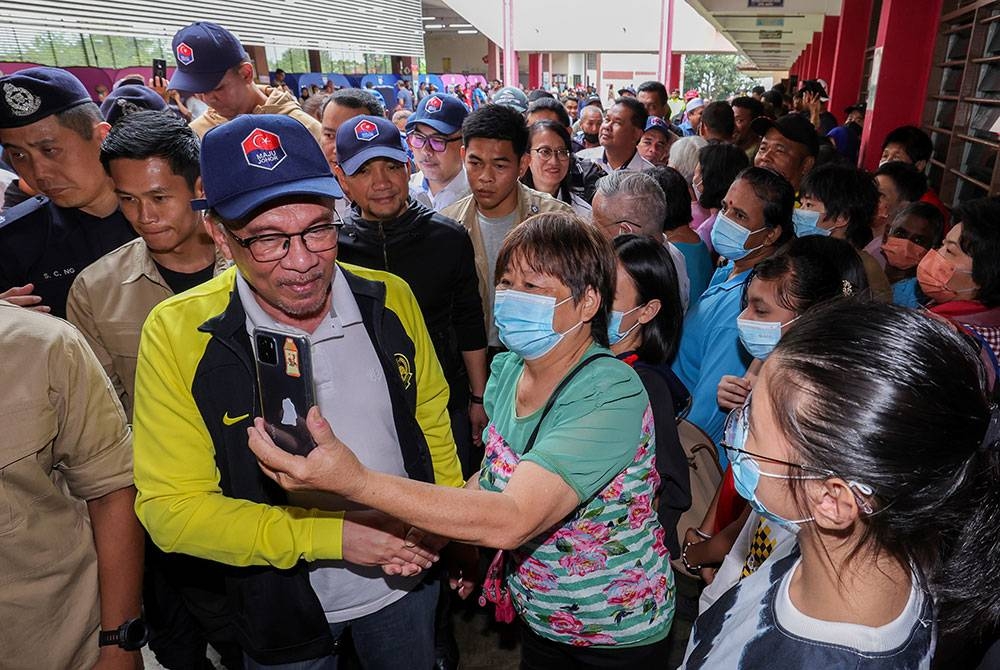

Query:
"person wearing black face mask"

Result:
[[574, 104, 603, 149]]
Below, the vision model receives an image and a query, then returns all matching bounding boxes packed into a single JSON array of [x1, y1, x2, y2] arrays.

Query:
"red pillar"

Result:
[[528, 53, 542, 89], [669, 53, 682, 91], [802, 43, 815, 81], [808, 32, 822, 77], [829, 0, 873, 123], [859, 0, 943, 169], [816, 16, 839, 84]]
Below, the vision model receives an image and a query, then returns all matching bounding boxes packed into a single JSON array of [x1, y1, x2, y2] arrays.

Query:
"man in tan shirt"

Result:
[[0, 300, 142, 669], [67, 111, 224, 420], [167, 21, 322, 143], [441, 104, 573, 347]]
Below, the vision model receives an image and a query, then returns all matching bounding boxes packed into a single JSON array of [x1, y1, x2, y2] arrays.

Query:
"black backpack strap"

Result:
[[522, 353, 613, 456]]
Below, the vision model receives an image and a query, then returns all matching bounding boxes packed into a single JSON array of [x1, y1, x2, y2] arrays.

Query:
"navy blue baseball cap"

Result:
[[0, 67, 93, 128], [643, 116, 673, 138], [492, 87, 529, 114], [335, 115, 409, 176], [406, 93, 467, 135], [100, 85, 167, 125], [169, 22, 248, 93], [192, 114, 343, 220]]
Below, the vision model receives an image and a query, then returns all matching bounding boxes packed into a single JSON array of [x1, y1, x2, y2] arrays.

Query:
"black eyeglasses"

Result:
[[407, 131, 462, 153], [226, 215, 342, 262], [531, 147, 572, 162], [720, 394, 877, 512]]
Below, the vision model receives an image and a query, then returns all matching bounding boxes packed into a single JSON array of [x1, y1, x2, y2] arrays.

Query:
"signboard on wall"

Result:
[[749, 0, 784, 7], [759, 30, 782, 39], [757, 18, 784, 27]]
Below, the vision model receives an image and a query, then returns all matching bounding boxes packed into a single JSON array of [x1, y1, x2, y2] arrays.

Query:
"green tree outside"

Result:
[[683, 54, 758, 101]]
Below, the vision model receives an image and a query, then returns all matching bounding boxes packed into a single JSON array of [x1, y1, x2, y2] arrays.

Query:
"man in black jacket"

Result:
[[333, 114, 488, 476]]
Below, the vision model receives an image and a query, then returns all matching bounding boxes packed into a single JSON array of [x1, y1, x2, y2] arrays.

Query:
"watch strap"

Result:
[[98, 628, 121, 647]]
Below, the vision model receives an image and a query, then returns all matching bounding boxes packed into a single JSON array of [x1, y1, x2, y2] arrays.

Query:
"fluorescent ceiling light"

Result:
[[457, 29, 478, 34], [449, 23, 472, 27], [425, 23, 445, 28], [422, 16, 436, 20]]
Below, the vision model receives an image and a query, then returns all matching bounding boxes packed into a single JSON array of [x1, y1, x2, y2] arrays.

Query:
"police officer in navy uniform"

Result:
[[0, 67, 137, 317]]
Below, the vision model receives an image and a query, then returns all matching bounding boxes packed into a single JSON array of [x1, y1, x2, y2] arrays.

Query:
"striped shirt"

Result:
[[480, 348, 675, 647]]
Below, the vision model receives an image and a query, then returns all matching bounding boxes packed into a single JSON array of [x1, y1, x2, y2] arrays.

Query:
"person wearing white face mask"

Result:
[[684, 238, 869, 600], [680, 300, 1000, 670], [607, 234, 689, 559], [245, 213, 678, 668], [794, 163, 892, 303], [671, 167, 794, 452]]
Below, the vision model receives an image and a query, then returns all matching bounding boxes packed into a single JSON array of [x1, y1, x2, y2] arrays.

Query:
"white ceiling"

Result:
[[685, 0, 841, 71]]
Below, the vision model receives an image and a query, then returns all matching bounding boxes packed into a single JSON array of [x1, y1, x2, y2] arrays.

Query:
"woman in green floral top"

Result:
[[248, 213, 676, 667]]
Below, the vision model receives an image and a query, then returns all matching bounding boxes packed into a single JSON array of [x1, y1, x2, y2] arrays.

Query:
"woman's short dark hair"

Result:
[[954, 196, 1000, 307], [737, 166, 795, 246], [698, 143, 750, 210], [643, 166, 692, 230], [768, 300, 997, 636], [800, 164, 880, 249], [527, 98, 571, 128], [494, 212, 616, 346], [521, 121, 574, 204], [613, 234, 683, 363], [100, 110, 200, 190], [463, 104, 529, 156], [744, 236, 869, 312]]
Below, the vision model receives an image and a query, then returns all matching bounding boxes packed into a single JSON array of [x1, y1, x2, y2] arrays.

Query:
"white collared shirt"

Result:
[[576, 146, 654, 174], [409, 168, 471, 212]]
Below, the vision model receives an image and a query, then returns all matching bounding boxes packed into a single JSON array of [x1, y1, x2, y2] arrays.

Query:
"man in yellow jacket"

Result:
[[132, 113, 463, 668], [168, 21, 322, 143]]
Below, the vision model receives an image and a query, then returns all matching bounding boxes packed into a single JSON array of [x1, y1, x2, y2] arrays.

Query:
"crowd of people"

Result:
[[1, 17, 999, 670]]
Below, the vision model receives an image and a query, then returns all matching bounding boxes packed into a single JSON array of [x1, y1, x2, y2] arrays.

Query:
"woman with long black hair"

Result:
[[682, 300, 1000, 668]]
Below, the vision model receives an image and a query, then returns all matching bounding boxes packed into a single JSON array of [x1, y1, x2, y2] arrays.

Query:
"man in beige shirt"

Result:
[[67, 111, 224, 419], [167, 21, 322, 143], [441, 104, 573, 346], [0, 300, 142, 669]]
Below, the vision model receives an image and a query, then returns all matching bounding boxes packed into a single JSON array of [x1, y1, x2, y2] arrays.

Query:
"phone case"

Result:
[[253, 327, 317, 456]]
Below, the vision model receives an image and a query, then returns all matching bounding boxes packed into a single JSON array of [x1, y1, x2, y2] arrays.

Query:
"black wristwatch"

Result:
[[98, 617, 149, 651]]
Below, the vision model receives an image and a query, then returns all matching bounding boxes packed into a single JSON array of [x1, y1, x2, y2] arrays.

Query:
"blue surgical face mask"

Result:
[[494, 289, 582, 360], [607, 305, 643, 346], [711, 211, 767, 261], [736, 312, 799, 360], [792, 208, 830, 238], [725, 407, 820, 534]]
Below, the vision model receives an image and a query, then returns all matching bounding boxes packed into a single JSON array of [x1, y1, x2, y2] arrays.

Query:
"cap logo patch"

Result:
[[3, 83, 41, 117], [176, 42, 195, 66], [425, 96, 442, 113], [354, 119, 379, 141], [241, 129, 286, 171]]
